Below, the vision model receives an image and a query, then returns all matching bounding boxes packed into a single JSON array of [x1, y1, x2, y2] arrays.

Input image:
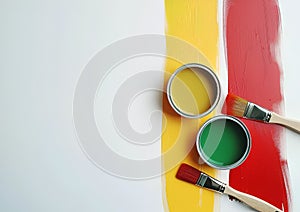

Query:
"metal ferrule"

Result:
[[244, 102, 272, 122], [196, 173, 226, 193]]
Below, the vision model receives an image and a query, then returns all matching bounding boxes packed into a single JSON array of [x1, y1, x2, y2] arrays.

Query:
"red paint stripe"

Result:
[[224, 0, 290, 211]]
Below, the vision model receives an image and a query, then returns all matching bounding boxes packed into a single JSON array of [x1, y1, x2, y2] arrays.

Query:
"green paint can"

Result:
[[196, 115, 251, 169]]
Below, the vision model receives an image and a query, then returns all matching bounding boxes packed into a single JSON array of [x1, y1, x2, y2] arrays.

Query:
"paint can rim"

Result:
[[166, 63, 221, 119], [196, 115, 252, 170]]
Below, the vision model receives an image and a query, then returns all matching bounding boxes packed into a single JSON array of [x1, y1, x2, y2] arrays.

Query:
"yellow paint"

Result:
[[162, 0, 219, 211], [170, 68, 214, 116]]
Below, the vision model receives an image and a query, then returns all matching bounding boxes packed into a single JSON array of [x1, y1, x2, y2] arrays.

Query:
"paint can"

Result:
[[196, 115, 251, 169], [167, 63, 221, 119]]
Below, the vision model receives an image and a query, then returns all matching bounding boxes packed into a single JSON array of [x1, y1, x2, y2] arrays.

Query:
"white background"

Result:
[[0, 0, 299, 211]]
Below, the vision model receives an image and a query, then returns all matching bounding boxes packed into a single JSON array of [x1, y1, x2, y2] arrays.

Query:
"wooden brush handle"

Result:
[[270, 112, 300, 133], [224, 186, 282, 212]]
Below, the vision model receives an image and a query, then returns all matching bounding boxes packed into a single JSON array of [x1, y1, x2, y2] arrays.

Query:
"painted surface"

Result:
[[162, 0, 219, 211], [2, 0, 300, 212], [224, 0, 290, 211]]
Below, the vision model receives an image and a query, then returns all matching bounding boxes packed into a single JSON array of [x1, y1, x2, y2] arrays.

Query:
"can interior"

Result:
[[168, 64, 220, 118]]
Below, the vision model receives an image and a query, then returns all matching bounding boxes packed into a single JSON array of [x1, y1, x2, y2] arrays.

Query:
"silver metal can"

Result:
[[167, 63, 221, 119], [196, 115, 251, 169]]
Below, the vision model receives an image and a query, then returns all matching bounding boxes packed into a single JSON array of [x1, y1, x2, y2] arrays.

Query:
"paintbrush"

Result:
[[223, 93, 300, 133], [176, 163, 283, 212]]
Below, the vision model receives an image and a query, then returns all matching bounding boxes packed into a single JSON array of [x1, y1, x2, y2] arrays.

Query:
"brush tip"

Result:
[[222, 93, 248, 117], [176, 163, 201, 185]]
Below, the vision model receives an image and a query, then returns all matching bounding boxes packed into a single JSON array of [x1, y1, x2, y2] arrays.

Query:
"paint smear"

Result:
[[162, 0, 219, 211], [224, 0, 290, 211]]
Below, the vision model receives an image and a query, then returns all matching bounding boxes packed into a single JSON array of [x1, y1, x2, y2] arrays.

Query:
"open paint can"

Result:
[[167, 63, 221, 119], [196, 115, 251, 169]]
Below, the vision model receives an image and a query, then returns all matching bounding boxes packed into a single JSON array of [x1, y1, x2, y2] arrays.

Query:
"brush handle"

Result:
[[270, 112, 300, 133], [224, 186, 282, 212]]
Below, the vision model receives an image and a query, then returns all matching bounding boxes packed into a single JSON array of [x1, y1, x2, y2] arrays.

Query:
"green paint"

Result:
[[198, 118, 249, 168]]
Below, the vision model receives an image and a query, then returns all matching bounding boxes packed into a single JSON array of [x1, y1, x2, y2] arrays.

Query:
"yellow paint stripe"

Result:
[[162, 0, 219, 211]]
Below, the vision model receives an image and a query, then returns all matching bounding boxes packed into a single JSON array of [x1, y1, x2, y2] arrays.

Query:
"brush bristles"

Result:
[[222, 93, 248, 117], [176, 164, 201, 185]]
